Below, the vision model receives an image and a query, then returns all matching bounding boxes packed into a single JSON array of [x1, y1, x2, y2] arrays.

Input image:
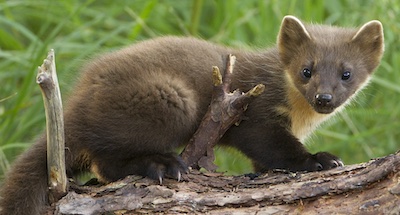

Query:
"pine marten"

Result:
[[0, 16, 384, 214]]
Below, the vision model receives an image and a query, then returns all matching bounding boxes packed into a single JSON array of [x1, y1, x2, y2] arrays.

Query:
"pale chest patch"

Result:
[[277, 85, 334, 142], [288, 90, 328, 141]]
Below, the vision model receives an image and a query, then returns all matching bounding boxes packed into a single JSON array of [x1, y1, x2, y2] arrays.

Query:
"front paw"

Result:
[[304, 152, 344, 171], [144, 153, 188, 183]]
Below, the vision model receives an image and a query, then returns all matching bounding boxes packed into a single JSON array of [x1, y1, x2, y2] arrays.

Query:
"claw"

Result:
[[316, 163, 323, 171], [159, 176, 163, 185], [177, 171, 181, 182], [332, 160, 344, 168]]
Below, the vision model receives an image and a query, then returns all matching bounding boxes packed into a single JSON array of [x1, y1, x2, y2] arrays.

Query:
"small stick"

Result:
[[36, 49, 67, 203], [181, 54, 265, 171]]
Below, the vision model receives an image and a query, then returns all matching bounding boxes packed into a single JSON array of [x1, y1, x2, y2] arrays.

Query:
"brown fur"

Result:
[[0, 16, 384, 215]]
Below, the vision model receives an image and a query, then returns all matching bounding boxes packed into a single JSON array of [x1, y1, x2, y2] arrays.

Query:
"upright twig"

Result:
[[36, 49, 67, 203], [181, 54, 265, 171]]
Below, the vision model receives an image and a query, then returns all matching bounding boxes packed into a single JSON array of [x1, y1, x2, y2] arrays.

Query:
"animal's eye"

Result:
[[342, 71, 351, 80], [302, 68, 312, 78]]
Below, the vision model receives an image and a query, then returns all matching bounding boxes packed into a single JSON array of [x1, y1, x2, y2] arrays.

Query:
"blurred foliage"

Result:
[[1, 0, 399, 180]]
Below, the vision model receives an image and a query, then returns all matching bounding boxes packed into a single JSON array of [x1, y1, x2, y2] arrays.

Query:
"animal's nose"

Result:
[[315, 93, 332, 106]]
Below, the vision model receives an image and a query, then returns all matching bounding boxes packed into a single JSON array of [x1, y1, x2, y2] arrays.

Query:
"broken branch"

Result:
[[36, 49, 67, 203], [181, 54, 265, 171]]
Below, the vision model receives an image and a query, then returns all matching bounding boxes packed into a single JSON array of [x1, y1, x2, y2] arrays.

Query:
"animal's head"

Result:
[[278, 16, 384, 114]]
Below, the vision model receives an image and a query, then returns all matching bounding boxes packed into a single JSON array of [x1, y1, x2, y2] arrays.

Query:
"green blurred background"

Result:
[[1, 0, 399, 182]]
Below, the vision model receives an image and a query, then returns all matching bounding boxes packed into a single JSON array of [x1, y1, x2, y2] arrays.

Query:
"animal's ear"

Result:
[[277, 16, 311, 66], [351, 20, 384, 71]]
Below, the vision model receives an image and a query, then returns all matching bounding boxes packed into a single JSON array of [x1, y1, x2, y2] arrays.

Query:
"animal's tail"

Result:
[[0, 135, 50, 215]]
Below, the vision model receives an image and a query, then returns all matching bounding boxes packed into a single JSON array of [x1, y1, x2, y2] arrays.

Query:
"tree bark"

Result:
[[54, 152, 400, 214]]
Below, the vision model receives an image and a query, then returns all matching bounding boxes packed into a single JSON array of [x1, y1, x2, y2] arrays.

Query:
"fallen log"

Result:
[[54, 152, 400, 214]]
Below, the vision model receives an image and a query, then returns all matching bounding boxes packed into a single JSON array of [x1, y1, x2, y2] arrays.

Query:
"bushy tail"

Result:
[[0, 136, 49, 215]]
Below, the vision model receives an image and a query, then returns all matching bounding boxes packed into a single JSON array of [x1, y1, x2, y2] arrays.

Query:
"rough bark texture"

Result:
[[53, 152, 400, 214]]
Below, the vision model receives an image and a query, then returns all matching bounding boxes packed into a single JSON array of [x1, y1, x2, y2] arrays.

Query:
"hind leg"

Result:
[[79, 74, 201, 183], [68, 70, 205, 183], [90, 153, 187, 183]]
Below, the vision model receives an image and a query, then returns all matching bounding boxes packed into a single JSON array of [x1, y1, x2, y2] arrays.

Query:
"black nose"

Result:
[[315, 93, 332, 106]]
